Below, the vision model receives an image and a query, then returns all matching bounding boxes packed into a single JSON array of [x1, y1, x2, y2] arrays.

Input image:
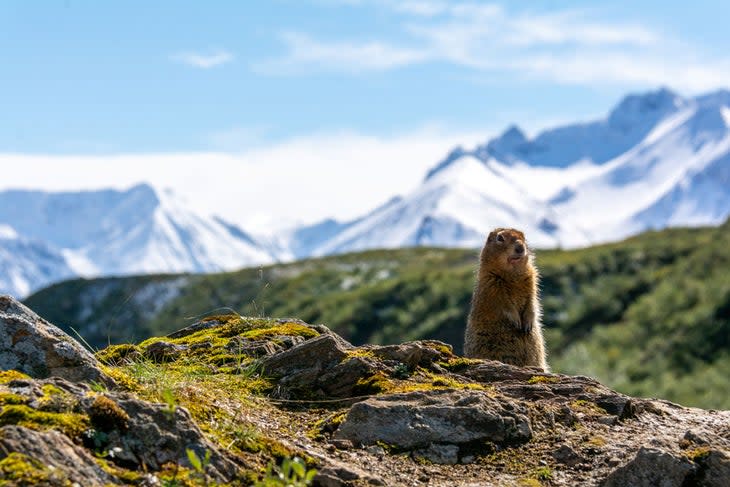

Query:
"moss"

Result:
[[439, 357, 481, 373], [156, 462, 201, 487], [310, 411, 348, 438], [517, 479, 542, 487], [0, 452, 71, 486], [241, 323, 319, 341], [94, 458, 145, 484], [533, 466, 553, 480], [0, 404, 89, 439], [95, 344, 140, 365], [586, 435, 607, 448], [571, 399, 608, 415], [98, 365, 141, 393], [344, 348, 377, 360], [0, 392, 29, 406], [0, 370, 30, 384], [89, 395, 129, 431], [36, 384, 77, 413], [527, 376, 560, 384], [354, 372, 393, 395], [422, 341, 455, 357], [685, 446, 711, 461]]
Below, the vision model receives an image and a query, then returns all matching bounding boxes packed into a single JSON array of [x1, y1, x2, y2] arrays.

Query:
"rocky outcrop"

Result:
[[0, 295, 111, 384], [0, 374, 239, 484], [1, 305, 729, 486]]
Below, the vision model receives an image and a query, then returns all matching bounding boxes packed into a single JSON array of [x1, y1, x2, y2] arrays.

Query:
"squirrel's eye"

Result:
[[496, 234, 504, 243]]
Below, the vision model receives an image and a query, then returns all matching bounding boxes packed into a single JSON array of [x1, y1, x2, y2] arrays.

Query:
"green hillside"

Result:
[[24, 221, 730, 409]]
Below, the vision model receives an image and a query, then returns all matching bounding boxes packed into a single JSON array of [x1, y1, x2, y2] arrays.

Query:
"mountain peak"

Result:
[[483, 125, 528, 163], [695, 89, 730, 108], [608, 87, 685, 130], [424, 145, 469, 181]]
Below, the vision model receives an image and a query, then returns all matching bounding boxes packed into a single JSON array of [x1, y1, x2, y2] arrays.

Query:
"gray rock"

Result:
[[0, 425, 114, 486], [367, 341, 451, 369], [595, 394, 636, 419], [601, 447, 695, 487], [225, 337, 281, 357], [143, 340, 189, 362], [262, 334, 348, 379], [166, 318, 225, 339], [262, 334, 366, 398], [462, 360, 549, 382], [333, 389, 531, 450], [314, 458, 384, 486], [553, 444, 585, 467], [694, 449, 730, 487], [413, 443, 460, 465], [0, 374, 239, 483], [0, 295, 111, 384], [86, 394, 240, 481]]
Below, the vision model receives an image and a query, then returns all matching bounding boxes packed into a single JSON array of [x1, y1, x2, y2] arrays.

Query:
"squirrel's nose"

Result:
[[515, 244, 525, 254]]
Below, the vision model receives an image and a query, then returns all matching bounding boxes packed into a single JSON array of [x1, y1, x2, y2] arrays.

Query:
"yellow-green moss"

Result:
[[95, 344, 140, 365], [533, 466, 553, 480], [439, 357, 481, 372], [354, 371, 393, 395], [98, 365, 141, 393], [0, 370, 30, 384], [586, 435, 607, 448], [0, 404, 89, 439], [95, 458, 145, 484], [36, 384, 77, 413], [527, 375, 560, 384], [0, 452, 71, 486], [89, 395, 129, 431], [517, 479, 542, 487], [344, 348, 377, 360], [685, 446, 711, 461], [0, 392, 29, 406]]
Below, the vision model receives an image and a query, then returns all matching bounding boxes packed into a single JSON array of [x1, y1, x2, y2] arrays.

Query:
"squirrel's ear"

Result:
[[487, 230, 498, 243]]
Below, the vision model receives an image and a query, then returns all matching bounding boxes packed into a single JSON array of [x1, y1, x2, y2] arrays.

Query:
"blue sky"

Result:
[[3, 0, 729, 153], [1, 0, 729, 230]]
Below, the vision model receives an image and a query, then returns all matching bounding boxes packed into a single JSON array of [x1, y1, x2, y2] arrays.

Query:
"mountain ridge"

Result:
[[294, 87, 730, 256], [3, 87, 730, 296], [0, 183, 277, 297]]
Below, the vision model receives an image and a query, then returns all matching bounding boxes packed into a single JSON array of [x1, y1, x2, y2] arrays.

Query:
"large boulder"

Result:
[[333, 389, 531, 453], [0, 295, 111, 384]]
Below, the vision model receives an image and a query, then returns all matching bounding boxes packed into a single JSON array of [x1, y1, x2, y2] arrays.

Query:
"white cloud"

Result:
[[172, 49, 234, 69], [255, 1, 729, 93], [0, 126, 492, 234], [253, 32, 428, 74]]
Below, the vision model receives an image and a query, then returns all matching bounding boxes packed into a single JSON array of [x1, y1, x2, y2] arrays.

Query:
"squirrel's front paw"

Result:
[[519, 318, 534, 334]]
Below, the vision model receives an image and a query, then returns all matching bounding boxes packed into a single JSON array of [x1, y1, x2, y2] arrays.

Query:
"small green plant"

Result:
[[254, 456, 316, 486], [161, 388, 177, 419], [534, 466, 553, 481], [186, 448, 211, 485], [392, 363, 411, 379]]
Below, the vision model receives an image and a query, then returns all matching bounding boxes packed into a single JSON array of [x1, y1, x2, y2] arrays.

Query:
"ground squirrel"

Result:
[[464, 228, 548, 371]]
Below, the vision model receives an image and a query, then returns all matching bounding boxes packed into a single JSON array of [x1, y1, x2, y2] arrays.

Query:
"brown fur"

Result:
[[464, 228, 548, 371]]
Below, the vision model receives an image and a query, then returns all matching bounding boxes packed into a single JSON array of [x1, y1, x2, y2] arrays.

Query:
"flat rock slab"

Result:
[[0, 295, 110, 384], [334, 389, 531, 450]]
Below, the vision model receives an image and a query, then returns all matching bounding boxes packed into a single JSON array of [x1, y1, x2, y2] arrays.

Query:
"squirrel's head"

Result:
[[482, 228, 531, 273]]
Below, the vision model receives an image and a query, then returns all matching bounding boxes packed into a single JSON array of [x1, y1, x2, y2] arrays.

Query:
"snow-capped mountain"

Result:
[[0, 225, 76, 298], [0, 184, 276, 297], [297, 87, 730, 255], [4, 87, 729, 296]]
